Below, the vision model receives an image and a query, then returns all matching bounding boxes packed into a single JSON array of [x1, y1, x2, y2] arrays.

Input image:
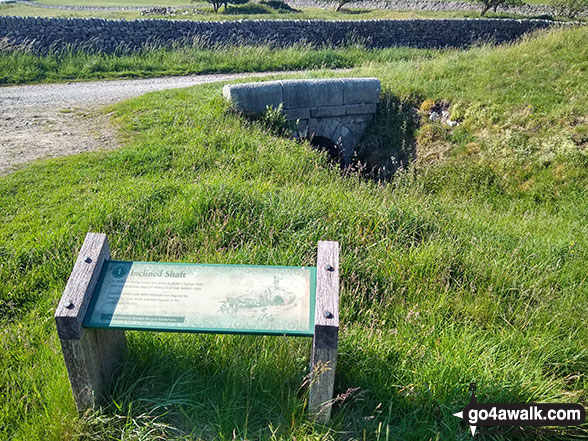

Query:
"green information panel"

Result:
[[83, 261, 316, 336]]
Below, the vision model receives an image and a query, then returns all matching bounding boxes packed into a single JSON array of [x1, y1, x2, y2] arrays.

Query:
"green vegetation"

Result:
[[221, 0, 299, 14], [0, 2, 556, 20], [24, 0, 562, 6], [36, 0, 195, 5], [468, 0, 524, 16], [2, 25, 588, 440], [325, 0, 363, 13], [206, 0, 248, 14], [549, 0, 588, 17], [0, 42, 442, 85]]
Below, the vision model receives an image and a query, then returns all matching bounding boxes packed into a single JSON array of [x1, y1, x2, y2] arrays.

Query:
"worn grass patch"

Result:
[[1, 26, 588, 440]]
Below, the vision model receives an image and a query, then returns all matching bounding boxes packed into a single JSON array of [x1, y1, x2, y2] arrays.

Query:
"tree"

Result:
[[196, 0, 247, 14], [472, 0, 524, 16], [331, 0, 362, 12], [550, 0, 588, 18], [206, 0, 224, 13]]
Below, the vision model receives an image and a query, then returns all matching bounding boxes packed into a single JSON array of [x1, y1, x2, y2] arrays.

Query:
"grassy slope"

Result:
[[362, 24, 588, 192], [1, 26, 588, 440]]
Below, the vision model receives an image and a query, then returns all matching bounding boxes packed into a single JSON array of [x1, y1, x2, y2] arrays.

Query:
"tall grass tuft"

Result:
[[0, 36, 441, 85]]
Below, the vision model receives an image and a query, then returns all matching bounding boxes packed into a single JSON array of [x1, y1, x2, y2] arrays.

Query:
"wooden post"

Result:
[[308, 241, 340, 423], [55, 233, 126, 413]]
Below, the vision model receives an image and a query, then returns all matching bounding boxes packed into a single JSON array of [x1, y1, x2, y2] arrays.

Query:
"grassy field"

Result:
[[1, 25, 588, 440], [24, 0, 560, 6], [0, 2, 553, 20], [36, 0, 195, 5], [0, 43, 443, 85]]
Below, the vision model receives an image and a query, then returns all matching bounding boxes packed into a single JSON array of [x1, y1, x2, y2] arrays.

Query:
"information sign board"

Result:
[[83, 260, 316, 336]]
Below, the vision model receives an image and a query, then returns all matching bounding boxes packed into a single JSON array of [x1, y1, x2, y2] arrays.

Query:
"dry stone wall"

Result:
[[0, 16, 561, 54]]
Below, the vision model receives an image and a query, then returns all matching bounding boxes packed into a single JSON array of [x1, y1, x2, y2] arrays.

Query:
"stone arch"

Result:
[[223, 78, 380, 167]]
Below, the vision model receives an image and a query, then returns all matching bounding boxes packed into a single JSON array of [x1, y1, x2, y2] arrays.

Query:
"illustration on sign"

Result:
[[83, 261, 316, 336], [220, 276, 296, 313]]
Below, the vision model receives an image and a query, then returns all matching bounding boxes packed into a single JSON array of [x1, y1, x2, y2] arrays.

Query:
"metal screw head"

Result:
[[66, 302, 75, 310], [84, 256, 92, 263], [324, 311, 334, 319], [325, 264, 334, 272]]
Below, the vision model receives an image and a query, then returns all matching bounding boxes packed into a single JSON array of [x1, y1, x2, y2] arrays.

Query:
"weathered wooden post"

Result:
[[55, 233, 127, 413], [56, 233, 338, 420], [308, 240, 340, 423]]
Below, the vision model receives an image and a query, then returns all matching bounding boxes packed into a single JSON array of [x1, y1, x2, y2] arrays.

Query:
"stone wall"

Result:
[[223, 78, 381, 165], [0, 16, 562, 53]]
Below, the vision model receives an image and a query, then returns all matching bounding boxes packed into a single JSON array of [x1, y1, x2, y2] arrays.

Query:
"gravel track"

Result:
[[0, 72, 300, 175]]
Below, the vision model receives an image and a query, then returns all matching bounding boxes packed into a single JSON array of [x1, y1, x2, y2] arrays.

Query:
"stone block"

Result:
[[339, 125, 351, 141], [342, 78, 381, 105], [340, 131, 358, 167], [322, 119, 342, 143], [307, 118, 320, 138], [280, 79, 343, 109], [222, 81, 282, 113], [294, 119, 309, 139], [311, 106, 347, 118], [346, 122, 369, 137], [346, 103, 377, 115], [351, 114, 374, 123], [283, 108, 310, 121]]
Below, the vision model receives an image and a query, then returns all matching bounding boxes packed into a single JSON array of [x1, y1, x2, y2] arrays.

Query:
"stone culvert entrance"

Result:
[[223, 78, 381, 166]]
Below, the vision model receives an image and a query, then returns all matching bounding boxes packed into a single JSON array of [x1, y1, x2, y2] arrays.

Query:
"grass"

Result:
[[0, 42, 443, 85], [36, 0, 197, 5], [1, 25, 588, 440], [361, 23, 588, 186], [0, 2, 556, 20]]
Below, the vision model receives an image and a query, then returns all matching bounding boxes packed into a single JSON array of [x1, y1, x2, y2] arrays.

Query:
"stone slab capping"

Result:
[[223, 77, 381, 166]]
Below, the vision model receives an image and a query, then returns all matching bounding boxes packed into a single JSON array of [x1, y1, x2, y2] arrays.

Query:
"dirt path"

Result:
[[0, 72, 302, 175]]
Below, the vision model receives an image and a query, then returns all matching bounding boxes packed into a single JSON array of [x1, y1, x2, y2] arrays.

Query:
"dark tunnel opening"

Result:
[[310, 136, 342, 169]]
